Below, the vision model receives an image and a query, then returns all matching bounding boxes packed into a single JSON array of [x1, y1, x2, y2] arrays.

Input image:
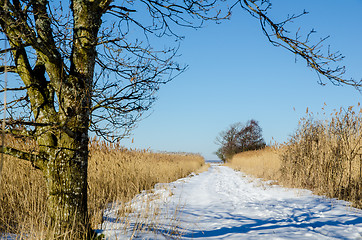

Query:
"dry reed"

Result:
[[226, 147, 281, 181], [227, 106, 362, 209], [281, 106, 362, 208], [0, 137, 204, 239]]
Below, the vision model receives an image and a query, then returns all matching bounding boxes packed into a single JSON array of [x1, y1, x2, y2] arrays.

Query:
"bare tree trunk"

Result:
[[42, 132, 90, 236], [39, 2, 101, 235], [34, 102, 92, 237]]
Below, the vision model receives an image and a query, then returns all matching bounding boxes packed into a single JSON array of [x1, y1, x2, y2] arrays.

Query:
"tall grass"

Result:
[[281, 106, 361, 208], [88, 139, 204, 228], [228, 106, 362, 209], [225, 147, 280, 181], [0, 137, 204, 239]]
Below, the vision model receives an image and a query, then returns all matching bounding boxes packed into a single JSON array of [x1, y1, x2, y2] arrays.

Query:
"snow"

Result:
[[99, 164, 362, 239]]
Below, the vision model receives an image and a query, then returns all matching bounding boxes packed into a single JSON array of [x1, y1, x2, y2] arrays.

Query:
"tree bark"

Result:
[[41, 127, 91, 237]]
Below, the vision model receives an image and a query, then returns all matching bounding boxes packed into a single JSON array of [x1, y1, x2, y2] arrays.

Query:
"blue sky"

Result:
[[121, 0, 362, 160]]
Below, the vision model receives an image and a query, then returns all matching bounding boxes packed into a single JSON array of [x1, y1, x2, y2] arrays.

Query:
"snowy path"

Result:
[[100, 164, 362, 239]]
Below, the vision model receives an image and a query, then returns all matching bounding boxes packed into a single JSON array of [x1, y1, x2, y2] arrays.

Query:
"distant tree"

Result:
[[216, 120, 266, 162], [238, 120, 266, 151], [215, 148, 227, 162]]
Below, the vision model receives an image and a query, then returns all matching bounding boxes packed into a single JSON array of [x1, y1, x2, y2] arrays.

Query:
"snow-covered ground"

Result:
[[99, 164, 362, 239]]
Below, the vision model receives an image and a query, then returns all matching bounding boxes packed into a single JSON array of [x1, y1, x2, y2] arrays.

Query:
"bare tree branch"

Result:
[[236, 0, 361, 90], [3, 128, 35, 138], [0, 65, 17, 73], [0, 145, 44, 169], [0, 86, 27, 92]]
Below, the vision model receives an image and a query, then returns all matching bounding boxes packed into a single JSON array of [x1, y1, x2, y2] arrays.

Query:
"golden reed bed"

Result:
[[227, 106, 361, 209], [0, 137, 204, 239]]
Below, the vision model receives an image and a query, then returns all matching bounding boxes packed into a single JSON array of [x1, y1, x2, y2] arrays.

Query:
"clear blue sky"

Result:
[[121, 0, 362, 160]]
